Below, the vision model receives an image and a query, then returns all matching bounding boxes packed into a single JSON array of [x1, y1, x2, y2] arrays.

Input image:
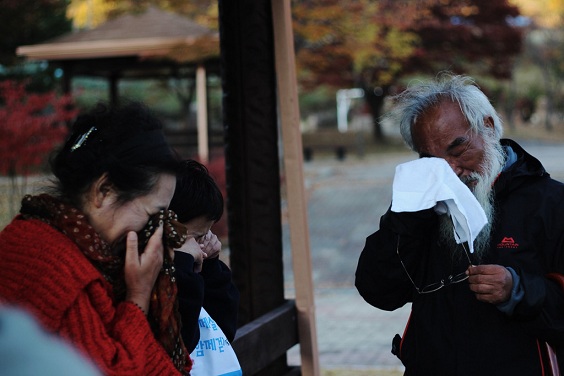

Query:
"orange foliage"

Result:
[[293, 0, 523, 90]]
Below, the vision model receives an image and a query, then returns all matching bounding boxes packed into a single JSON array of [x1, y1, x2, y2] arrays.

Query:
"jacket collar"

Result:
[[494, 139, 547, 197]]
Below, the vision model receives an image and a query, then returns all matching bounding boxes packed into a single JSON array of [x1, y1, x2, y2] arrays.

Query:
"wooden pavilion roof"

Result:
[[16, 6, 219, 65]]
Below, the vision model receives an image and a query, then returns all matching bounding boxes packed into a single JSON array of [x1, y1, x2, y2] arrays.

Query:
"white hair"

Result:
[[387, 72, 504, 151]]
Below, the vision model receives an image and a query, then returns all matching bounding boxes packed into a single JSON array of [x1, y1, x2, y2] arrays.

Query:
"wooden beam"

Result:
[[196, 64, 209, 163], [232, 300, 299, 375], [271, 1, 320, 375]]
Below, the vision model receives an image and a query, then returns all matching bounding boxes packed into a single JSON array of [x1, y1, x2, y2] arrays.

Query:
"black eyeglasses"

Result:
[[396, 235, 472, 294]]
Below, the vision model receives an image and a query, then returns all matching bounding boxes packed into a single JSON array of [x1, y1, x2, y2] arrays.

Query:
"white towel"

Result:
[[390, 157, 487, 253]]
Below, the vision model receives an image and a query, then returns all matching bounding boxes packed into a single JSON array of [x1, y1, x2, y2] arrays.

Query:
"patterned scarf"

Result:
[[20, 194, 192, 374]]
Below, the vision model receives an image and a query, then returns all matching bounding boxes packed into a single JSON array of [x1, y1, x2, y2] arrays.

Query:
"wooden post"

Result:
[[196, 64, 209, 163], [109, 72, 119, 107], [271, 1, 320, 375], [219, 1, 292, 372], [218, 0, 285, 328]]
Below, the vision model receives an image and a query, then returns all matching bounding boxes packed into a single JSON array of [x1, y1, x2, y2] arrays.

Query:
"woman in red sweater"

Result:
[[0, 101, 190, 375]]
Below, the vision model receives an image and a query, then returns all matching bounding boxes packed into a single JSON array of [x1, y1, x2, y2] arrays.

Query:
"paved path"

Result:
[[282, 139, 564, 371]]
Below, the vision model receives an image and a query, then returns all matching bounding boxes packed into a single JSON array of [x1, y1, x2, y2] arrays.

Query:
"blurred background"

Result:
[[2, 0, 564, 228], [2, 1, 564, 375]]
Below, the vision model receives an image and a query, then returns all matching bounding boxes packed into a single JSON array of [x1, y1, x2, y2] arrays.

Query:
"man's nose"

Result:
[[446, 159, 464, 177]]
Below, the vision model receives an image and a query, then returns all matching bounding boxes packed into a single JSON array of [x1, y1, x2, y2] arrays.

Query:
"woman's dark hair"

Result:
[[50, 101, 179, 206], [169, 159, 224, 223]]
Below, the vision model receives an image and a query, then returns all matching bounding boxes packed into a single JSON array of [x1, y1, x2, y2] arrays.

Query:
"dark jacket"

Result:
[[175, 253, 240, 352], [355, 139, 564, 376]]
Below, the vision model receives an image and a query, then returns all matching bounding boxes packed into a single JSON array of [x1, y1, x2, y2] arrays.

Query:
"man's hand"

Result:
[[467, 264, 513, 304]]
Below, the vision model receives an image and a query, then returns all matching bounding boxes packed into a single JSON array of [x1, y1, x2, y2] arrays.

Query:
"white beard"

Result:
[[439, 135, 505, 261]]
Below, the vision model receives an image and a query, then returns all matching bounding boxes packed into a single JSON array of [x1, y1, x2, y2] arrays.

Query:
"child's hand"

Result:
[[200, 231, 221, 259]]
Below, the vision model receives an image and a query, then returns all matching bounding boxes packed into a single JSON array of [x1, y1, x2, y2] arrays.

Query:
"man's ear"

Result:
[[92, 173, 115, 208], [484, 116, 494, 130]]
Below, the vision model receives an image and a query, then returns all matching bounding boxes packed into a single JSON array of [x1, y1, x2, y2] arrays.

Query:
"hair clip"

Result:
[[70, 126, 97, 152]]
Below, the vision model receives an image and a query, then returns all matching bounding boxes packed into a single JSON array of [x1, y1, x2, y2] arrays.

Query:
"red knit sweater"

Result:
[[0, 217, 181, 376]]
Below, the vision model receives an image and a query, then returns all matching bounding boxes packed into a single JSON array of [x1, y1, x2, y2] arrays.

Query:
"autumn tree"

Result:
[[510, 0, 564, 131], [68, 0, 218, 29], [293, 0, 524, 141], [0, 80, 77, 217]]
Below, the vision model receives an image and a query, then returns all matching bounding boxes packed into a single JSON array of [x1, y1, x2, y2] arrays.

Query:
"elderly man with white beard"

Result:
[[355, 73, 564, 376]]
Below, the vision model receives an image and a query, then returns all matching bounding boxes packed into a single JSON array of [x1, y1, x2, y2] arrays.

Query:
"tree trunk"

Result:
[[363, 85, 390, 143], [540, 64, 554, 131]]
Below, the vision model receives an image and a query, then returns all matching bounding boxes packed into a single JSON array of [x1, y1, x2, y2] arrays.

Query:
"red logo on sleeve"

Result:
[[497, 237, 519, 249]]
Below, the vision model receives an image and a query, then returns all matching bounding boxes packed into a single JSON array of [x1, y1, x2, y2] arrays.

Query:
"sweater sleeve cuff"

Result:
[[496, 267, 524, 315], [174, 251, 195, 273], [201, 257, 222, 276]]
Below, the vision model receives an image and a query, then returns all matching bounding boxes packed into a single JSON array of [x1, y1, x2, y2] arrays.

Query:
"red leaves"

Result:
[[293, 0, 524, 88], [0, 80, 78, 176]]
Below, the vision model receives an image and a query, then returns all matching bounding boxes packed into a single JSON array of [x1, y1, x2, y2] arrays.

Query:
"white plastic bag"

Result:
[[189, 307, 242, 376]]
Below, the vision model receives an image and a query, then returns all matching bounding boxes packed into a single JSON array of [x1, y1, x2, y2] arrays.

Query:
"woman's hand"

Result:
[[124, 224, 164, 314], [200, 231, 221, 259], [175, 237, 207, 273]]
